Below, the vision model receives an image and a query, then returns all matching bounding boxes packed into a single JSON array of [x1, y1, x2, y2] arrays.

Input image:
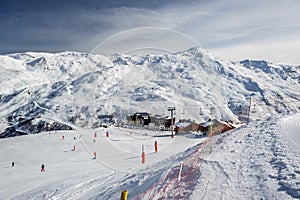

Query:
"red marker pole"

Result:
[[154, 141, 158, 153], [142, 145, 146, 164]]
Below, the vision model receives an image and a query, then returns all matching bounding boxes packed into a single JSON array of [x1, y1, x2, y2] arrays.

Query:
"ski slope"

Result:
[[0, 113, 299, 199]]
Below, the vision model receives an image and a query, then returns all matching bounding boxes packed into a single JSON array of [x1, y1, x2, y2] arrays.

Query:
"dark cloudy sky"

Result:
[[1, 0, 300, 64]]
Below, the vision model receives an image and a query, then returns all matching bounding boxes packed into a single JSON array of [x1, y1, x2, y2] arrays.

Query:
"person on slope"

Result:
[[41, 164, 45, 172]]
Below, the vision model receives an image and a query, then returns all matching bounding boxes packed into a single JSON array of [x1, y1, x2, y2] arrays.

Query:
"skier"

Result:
[[11, 162, 15, 167], [41, 164, 45, 172]]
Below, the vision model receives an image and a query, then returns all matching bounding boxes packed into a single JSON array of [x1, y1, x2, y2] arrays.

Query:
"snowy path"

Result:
[[191, 113, 300, 200]]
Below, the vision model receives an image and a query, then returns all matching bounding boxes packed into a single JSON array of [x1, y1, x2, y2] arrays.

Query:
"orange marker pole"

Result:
[[154, 141, 158, 153], [142, 152, 146, 164], [142, 145, 146, 164]]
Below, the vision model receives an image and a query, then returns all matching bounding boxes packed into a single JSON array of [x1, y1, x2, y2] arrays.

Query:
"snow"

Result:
[[0, 113, 299, 199], [191, 113, 300, 200], [0, 47, 299, 199], [1, 48, 299, 132]]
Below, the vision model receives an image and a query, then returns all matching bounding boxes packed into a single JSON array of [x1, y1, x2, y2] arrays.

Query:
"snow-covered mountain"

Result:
[[0, 47, 299, 200], [0, 47, 299, 137]]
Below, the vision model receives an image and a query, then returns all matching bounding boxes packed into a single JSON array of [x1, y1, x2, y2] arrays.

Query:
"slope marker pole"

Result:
[[209, 107, 213, 154], [247, 97, 252, 124], [178, 162, 183, 182]]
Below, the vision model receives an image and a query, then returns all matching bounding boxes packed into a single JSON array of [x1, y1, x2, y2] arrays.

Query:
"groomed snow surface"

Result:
[[0, 113, 299, 199]]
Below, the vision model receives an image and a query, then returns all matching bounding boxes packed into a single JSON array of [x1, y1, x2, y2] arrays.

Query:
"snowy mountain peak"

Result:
[[0, 48, 299, 137]]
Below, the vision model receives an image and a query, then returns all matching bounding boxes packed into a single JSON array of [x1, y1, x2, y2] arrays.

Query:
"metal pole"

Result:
[[209, 107, 213, 154], [171, 110, 174, 137], [247, 97, 252, 124], [168, 107, 176, 138]]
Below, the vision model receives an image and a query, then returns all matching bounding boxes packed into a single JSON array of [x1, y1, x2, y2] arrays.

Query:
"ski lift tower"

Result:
[[168, 107, 176, 137]]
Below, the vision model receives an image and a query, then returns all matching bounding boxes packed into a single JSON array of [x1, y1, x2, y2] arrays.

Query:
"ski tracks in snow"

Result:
[[13, 171, 117, 200], [233, 116, 300, 199], [191, 114, 300, 200], [273, 114, 300, 199]]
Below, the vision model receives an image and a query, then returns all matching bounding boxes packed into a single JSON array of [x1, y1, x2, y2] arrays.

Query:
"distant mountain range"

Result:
[[0, 47, 299, 137]]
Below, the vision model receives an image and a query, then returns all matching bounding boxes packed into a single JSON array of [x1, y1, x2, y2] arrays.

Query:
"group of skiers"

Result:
[[11, 162, 45, 172], [9, 132, 98, 173]]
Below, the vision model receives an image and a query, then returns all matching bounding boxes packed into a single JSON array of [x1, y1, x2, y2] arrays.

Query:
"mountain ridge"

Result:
[[0, 47, 299, 137]]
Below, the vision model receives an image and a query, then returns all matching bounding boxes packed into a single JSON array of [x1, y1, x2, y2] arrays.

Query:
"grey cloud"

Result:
[[0, 0, 190, 53], [0, 0, 300, 64]]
